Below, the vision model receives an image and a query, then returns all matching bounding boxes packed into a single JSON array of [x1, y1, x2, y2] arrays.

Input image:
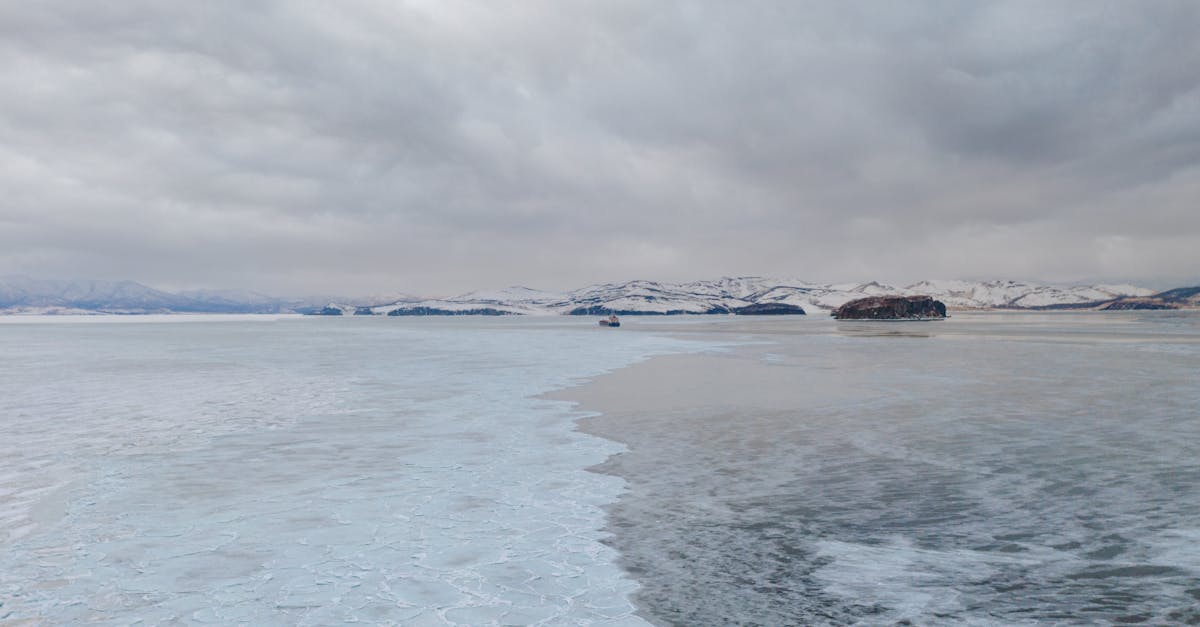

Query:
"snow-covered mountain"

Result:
[[0, 277, 312, 314], [0, 277, 233, 314], [348, 277, 1158, 316], [0, 276, 429, 314], [447, 286, 568, 306], [0, 277, 181, 313], [902, 280, 1153, 309], [0, 275, 1170, 315]]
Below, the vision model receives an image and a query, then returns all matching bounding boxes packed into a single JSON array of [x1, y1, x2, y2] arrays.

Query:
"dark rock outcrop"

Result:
[[832, 295, 946, 320], [730, 303, 806, 315]]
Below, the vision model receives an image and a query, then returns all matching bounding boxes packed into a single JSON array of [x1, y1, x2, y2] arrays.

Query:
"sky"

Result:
[[1, 1, 1198, 297]]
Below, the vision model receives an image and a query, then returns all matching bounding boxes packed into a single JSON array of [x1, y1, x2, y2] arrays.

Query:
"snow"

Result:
[[387, 278, 1160, 315], [448, 286, 568, 305], [3, 275, 1165, 317], [1093, 284, 1154, 297], [371, 300, 546, 316]]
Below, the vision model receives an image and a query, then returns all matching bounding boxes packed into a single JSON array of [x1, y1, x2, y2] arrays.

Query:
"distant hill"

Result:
[[3, 275, 1189, 316], [329, 277, 1167, 316], [0, 277, 297, 314], [1091, 286, 1200, 311]]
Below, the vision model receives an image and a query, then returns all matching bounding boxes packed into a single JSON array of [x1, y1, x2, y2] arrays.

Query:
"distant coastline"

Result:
[[1, 275, 1196, 316]]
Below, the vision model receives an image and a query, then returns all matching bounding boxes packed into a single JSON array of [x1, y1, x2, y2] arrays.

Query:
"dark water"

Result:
[[594, 313, 1200, 625]]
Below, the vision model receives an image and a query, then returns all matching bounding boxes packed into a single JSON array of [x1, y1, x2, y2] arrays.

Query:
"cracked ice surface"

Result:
[[0, 317, 710, 624]]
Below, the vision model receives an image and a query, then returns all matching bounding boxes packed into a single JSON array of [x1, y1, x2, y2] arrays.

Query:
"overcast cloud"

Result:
[[1, 1, 1198, 296]]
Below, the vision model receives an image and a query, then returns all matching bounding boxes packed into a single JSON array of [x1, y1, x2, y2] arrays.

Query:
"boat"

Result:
[[598, 314, 621, 327]]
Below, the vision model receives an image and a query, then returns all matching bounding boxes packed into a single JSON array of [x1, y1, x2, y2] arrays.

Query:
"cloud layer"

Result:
[[2, 1, 1198, 295]]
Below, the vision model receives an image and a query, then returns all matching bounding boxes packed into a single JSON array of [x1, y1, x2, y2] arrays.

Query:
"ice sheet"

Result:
[[0, 317, 711, 624]]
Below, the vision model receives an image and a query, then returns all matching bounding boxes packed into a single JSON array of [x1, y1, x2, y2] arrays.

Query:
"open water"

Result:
[[1, 312, 1198, 625]]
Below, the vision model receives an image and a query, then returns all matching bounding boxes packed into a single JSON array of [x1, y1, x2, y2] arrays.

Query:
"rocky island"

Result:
[[832, 295, 947, 320]]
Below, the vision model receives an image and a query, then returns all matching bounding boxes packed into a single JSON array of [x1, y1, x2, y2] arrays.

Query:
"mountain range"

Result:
[[2, 275, 1195, 316], [351, 278, 1174, 316], [0, 277, 316, 314]]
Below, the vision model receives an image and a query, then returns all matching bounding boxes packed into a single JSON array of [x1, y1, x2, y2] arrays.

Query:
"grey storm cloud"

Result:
[[1, 0, 1198, 296]]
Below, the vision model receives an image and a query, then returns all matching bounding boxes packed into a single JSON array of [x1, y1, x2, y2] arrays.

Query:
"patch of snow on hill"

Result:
[[373, 300, 546, 316], [448, 286, 568, 306], [903, 280, 1152, 309]]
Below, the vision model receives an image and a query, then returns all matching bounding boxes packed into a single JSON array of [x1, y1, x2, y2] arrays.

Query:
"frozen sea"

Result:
[[568, 311, 1200, 625], [0, 315, 710, 625], [2, 312, 1200, 625]]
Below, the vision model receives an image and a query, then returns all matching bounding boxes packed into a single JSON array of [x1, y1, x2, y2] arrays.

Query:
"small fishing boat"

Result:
[[598, 314, 621, 327]]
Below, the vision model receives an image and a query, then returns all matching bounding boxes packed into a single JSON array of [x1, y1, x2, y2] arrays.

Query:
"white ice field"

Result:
[[0, 316, 712, 625]]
